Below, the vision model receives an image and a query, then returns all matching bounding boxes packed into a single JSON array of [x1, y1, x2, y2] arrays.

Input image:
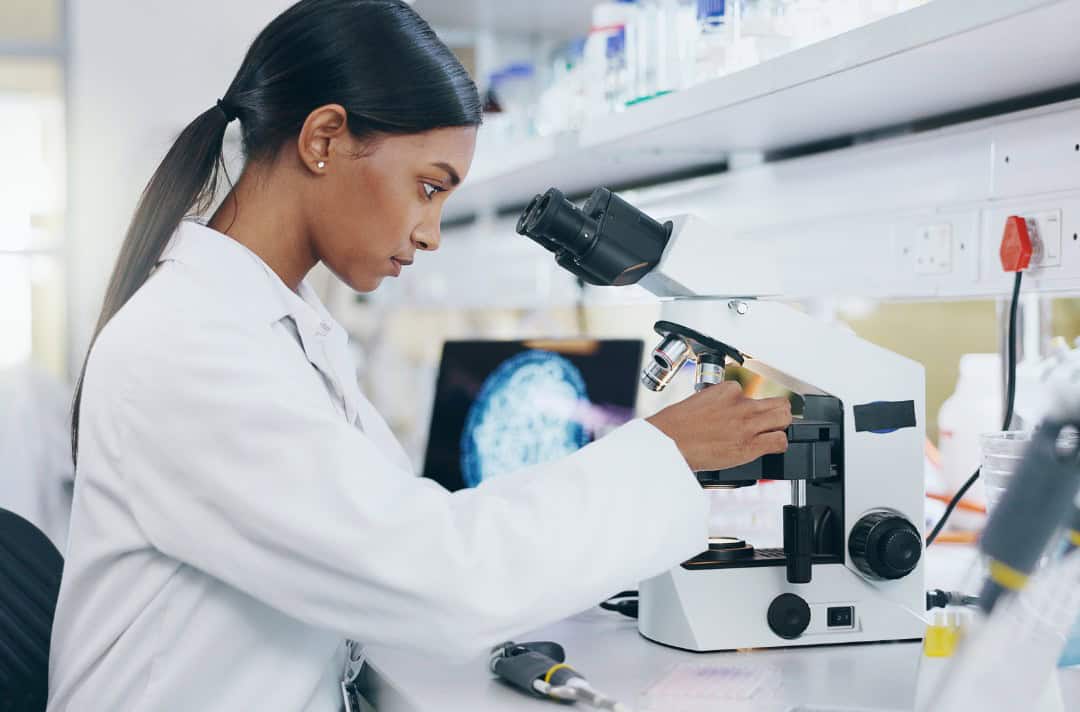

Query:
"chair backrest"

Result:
[[0, 508, 63, 712]]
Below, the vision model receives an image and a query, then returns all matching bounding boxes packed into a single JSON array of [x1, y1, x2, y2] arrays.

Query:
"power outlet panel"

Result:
[[913, 223, 954, 275], [1030, 209, 1062, 268], [980, 200, 1080, 291]]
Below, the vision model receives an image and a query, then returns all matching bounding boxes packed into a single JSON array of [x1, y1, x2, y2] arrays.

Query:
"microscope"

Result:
[[517, 187, 927, 651]]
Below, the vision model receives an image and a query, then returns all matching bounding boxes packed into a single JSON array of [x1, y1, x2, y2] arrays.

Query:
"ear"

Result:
[[296, 104, 348, 175]]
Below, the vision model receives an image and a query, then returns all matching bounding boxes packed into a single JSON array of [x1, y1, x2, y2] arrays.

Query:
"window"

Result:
[[0, 7, 67, 379], [0, 0, 62, 46]]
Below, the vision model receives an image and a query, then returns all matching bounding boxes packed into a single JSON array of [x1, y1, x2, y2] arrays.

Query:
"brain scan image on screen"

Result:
[[460, 350, 590, 487]]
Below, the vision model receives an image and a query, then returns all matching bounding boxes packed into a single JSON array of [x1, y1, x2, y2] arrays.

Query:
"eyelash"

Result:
[[422, 182, 445, 201]]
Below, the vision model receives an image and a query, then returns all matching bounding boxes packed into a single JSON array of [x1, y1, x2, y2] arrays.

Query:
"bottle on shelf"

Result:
[[739, 0, 795, 63], [694, 0, 738, 84], [655, 0, 698, 94], [604, 27, 631, 112], [583, 1, 637, 116], [536, 38, 588, 136]]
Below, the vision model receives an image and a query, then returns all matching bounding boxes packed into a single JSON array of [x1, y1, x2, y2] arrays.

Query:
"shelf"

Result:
[[447, 131, 719, 222], [443, 0, 1080, 222], [413, 0, 594, 38]]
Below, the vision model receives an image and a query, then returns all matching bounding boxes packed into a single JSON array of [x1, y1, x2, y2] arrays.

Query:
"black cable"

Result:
[[927, 271, 1023, 546], [599, 590, 639, 619], [927, 468, 981, 546], [926, 589, 980, 610], [1001, 271, 1022, 433]]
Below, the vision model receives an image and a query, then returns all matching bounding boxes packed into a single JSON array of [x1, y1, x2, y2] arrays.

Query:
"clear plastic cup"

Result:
[[979, 431, 1031, 517], [980, 430, 1080, 517]]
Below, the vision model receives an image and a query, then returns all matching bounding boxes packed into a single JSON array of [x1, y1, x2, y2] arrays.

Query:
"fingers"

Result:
[[747, 396, 791, 415], [697, 381, 743, 402], [753, 430, 789, 456], [749, 402, 793, 435]]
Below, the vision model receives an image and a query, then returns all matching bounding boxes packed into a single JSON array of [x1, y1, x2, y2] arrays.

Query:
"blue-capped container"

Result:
[[490, 62, 535, 113], [605, 27, 627, 59], [697, 0, 728, 22]]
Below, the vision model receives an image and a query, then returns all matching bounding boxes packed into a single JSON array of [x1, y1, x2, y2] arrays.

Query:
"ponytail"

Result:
[[70, 0, 481, 465], [71, 101, 235, 463]]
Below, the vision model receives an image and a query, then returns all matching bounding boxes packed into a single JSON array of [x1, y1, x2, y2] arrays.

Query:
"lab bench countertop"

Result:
[[356, 544, 1080, 712], [359, 607, 932, 712], [358, 608, 1080, 711]]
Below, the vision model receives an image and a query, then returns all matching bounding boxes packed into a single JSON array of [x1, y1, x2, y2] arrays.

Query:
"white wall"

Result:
[[67, 0, 294, 372], [65, 1, 555, 374]]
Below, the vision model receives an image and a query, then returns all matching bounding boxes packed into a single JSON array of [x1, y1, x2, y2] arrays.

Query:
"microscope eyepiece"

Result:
[[517, 188, 595, 256], [515, 186, 673, 287]]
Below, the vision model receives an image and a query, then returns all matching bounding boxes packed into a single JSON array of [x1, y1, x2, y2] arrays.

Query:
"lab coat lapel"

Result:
[[293, 319, 414, 472], [288, 309, 361, 428]]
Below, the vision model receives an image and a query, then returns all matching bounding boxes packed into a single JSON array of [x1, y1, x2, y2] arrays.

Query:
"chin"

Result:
[[325, 261, 382, 293], [349, 274, 383, 293]]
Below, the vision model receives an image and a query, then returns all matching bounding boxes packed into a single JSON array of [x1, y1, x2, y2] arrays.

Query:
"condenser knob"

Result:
[[849, 511, 922, 580]]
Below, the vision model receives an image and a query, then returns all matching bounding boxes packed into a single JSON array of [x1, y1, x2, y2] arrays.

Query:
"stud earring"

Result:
[[316, 160, 326, 169]]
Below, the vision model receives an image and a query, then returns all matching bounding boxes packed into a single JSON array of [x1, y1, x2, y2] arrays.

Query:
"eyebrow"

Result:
[[432, 162, 461, 186]]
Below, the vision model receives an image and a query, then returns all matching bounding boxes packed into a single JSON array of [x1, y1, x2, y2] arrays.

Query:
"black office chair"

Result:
[[0, 508, 62, 712]]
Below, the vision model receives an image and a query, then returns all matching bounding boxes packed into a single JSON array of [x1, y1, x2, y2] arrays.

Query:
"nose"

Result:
[[412, 220, 441, 252]]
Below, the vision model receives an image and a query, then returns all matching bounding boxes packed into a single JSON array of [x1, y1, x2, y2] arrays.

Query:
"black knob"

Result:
[[849, 511, 922, 580], [767, 593, 811, 640]]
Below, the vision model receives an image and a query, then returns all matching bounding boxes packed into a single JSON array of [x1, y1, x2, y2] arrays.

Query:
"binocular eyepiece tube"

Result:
[[517, 189, 598, 258], [515, 186, 673, 287]]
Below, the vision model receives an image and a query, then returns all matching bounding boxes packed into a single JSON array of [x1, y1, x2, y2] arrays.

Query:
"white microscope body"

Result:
[[517, 191, 927, 651]]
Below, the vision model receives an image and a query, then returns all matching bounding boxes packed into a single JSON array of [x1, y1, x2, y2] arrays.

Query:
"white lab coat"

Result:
[[47, 221, 708, 711], [0, 363, 74, 551]]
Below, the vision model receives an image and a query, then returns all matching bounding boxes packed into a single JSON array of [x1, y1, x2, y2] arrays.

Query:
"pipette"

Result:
[[489, 641, 632, 712]]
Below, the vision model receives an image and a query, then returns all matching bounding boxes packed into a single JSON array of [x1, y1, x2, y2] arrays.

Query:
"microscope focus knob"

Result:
[[849, 512, 922, 580], [767, 593, 811, 640]]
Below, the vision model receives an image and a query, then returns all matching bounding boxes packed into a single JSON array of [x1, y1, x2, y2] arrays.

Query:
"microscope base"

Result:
[[638, 561, 925, 651]]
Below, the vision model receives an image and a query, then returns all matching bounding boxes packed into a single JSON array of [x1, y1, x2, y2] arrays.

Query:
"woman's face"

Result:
[[306, 125, 477, 293]]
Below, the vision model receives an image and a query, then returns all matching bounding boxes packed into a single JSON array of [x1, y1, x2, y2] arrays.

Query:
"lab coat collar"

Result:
[[159, 220, 339, 333], [158, 221, 361, 425]]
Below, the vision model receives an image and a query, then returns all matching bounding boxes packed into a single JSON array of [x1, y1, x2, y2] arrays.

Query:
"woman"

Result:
[[48, 1, 791, 709]]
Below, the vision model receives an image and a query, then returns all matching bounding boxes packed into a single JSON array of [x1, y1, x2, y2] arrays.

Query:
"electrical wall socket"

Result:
[[979, 200, 1080, 292], [1029, 209, 1062, 268], [913, 223, 953, 275]]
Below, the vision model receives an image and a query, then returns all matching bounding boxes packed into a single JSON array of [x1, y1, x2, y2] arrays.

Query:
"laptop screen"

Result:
[[421, 339, 645, 491]]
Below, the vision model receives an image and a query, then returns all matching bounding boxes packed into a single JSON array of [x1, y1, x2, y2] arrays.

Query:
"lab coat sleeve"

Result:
[[92, 319, 707, 660]]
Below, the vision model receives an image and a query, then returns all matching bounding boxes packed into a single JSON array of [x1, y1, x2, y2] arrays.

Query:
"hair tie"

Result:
[[216, 98, 238, 123]]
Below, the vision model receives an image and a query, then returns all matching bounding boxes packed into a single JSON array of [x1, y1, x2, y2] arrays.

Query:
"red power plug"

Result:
[[1000, 215, 1037, 273]]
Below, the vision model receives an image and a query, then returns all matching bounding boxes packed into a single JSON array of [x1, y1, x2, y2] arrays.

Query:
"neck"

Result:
[[208, 164, 317, 292]]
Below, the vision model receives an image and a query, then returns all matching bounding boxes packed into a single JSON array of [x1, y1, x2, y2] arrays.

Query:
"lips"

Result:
[[389, 257, 412, 276]]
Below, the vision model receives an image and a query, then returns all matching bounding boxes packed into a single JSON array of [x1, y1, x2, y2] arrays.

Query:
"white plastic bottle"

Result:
[[694, 0, 737, 84], [604, 28, 631, 112], [630, 0, 658, 102], [739, 0, 794, 64], [611, 0, 642, 105], [937, 353, 1003, 505], [653, 0, 695, 94], [584, 2, 639, 117]]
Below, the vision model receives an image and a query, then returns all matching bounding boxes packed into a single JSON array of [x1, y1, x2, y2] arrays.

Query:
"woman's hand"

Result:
[[646, 382, 792, 472]]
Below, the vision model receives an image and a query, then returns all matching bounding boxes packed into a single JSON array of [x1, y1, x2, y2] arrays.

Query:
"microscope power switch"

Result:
[[827, 606, 854, 628], [848, 512, 922, 580]]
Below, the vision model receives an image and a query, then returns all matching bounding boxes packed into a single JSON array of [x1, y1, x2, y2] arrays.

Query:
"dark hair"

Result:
[[71, 0, 481, 463]]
